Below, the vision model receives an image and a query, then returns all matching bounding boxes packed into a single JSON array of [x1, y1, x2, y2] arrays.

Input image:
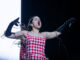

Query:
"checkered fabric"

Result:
[[20, 32, 48, 60]]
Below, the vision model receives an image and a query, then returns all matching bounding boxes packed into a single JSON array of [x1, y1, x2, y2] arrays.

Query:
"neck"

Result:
[[31, 28, 39, 33]]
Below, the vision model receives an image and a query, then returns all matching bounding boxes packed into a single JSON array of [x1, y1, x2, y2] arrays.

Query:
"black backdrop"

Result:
[[21, 0, 80, 60]]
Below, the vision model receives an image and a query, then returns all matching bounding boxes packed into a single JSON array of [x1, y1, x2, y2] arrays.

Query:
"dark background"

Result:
[[21, 0, 80, 60]]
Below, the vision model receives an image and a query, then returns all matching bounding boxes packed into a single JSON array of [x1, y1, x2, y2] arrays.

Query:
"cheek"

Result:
[[35, 21, 38, 25], [33, 21, 38, 26]]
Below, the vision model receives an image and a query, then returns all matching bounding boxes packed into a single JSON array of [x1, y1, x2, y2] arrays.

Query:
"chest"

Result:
[[26, 33, 46, 45]]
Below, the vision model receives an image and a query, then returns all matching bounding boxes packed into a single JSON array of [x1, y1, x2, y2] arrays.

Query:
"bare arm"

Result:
[[8, 30, 27, 39], [4, 17, 27, 39], [43, 31, 61, 39], [43, 17, 77, 39]]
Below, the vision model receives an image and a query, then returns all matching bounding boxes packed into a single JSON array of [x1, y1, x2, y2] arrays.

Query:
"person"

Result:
[[4, 16, 77, 60]]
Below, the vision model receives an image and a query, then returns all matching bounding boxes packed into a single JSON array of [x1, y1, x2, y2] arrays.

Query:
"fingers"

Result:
[[68, 17, 77, 22], [11, 17, 20, 26], [13, 22, 18, 26], [13, 17, 19, 23]]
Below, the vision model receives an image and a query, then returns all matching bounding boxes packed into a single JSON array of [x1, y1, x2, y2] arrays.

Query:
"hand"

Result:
[[12, 17, 19, 26], [66, 17, 77, 27], [67, 17, 77, 23]]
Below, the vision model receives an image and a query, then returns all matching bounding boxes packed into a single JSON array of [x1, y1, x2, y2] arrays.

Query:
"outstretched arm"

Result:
[[43, 31, 61, 39], [43, 17, 77, 39]]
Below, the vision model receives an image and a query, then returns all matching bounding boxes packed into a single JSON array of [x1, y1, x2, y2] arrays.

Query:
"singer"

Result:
[[4, 16, 77, 60]]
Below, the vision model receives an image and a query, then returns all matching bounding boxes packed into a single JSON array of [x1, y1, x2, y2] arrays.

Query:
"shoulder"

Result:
[[41, 31, 49, 34], [21, 30, 29, 35], [41, 31, 48, 37], [41, 32, 47, 35], [22, 30, 28, 33]]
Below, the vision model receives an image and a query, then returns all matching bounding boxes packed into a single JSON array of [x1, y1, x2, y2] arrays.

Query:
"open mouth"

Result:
[[38, 21, 40, 26]]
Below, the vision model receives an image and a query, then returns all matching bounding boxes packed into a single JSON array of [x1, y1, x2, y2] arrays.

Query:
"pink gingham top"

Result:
[[20, 32, 48, 60]]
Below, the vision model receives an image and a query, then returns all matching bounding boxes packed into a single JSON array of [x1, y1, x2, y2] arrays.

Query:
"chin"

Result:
[[37, 27, 41, 29]]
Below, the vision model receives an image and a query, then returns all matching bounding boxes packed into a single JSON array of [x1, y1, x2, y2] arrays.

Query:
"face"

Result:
[[31, 16, 42, 29]]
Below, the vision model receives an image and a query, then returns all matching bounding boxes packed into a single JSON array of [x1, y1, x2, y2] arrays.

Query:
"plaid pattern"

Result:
[[20, 32, 48, 60]]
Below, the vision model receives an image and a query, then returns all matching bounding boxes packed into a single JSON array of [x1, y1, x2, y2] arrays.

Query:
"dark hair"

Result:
[[21, 16, 38, 31]]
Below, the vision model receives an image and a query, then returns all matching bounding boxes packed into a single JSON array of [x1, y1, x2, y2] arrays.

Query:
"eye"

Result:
[[35, 18, 38, 20], [33, 19, 38, 21]]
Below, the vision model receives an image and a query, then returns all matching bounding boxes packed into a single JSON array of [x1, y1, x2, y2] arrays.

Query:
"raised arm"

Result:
[[4, 17, 27, 39]]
